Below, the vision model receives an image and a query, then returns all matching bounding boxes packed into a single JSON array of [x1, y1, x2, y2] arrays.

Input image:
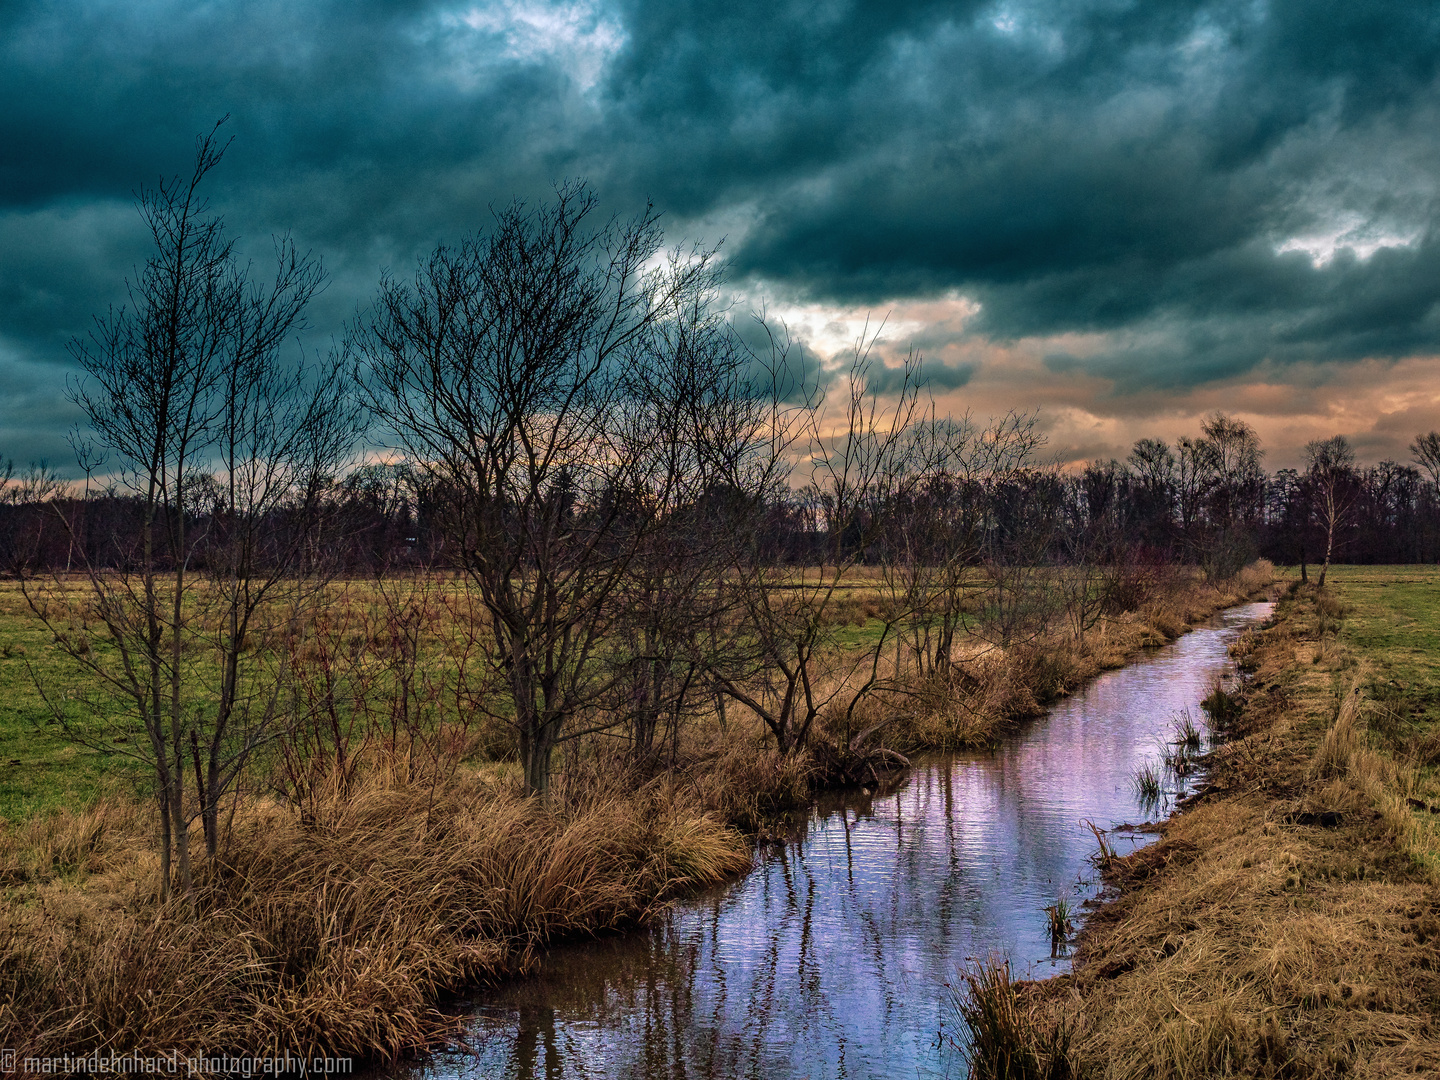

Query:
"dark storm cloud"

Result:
[[599, 0, 1440, 385], [3, 0, 1440, 469], [0, 0, 597, 234], [0, 0, 604, 361], [866, 359, 974, 395]]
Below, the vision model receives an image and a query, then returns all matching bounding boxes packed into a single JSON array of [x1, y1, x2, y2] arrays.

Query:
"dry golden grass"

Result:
[[944, 956, 1083, 1079], [873, 561, 1278, 752], [0, 744, 752, 1062], [674, 736, 816, 832], [1031, 580, 1440, 1079]]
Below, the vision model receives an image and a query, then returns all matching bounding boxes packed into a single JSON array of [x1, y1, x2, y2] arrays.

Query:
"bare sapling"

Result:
[[703, 328, 932, 755], [881, 411, 1045, 677], [1306, 435, 1359, 588], [24, 121, 358, 905]]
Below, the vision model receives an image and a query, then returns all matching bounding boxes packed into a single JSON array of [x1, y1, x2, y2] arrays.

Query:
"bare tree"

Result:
[[1201, 412, 1265, 530], [702, 335, 931, 754], [359, 183, 761, 797], [1127, 436, 1176, 547], [26, 123, 352, 904], [973, 466, 1062, 649], [0, 460, 66, 573], [599, 302, 774, 763], [1306, 435, 1359, 588], [882, 411, 1043, 676], [1174, 434, 1217, 540], [1054, 471, 1122, 648], [1411, 431, 1440, 490], [1172, 414, 1264, 578]]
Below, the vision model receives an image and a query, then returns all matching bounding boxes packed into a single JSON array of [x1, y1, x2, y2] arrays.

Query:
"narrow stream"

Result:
[[414, 601, 1273, 1080]]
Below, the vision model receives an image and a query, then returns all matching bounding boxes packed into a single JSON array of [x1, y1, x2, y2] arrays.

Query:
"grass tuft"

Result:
[[1171, 709, 1203, 751], [1199, 676, 1244, 731], [944, 956, 1084, 1080], [1132, 762, 1162, 808], [1045, 897, 1074, 955]]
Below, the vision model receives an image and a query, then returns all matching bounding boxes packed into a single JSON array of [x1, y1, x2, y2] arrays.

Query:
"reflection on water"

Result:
[[416, 602, 1273, 1080]]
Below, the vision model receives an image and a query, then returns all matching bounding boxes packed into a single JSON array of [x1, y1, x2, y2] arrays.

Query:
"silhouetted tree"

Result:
[[360, 183, 763, 796]]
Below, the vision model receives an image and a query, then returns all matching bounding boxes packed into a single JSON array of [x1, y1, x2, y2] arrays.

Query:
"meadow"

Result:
[[0, 563, 1272, 820], [0, 583, 130, 817], [0, 563, 1274, 1063]]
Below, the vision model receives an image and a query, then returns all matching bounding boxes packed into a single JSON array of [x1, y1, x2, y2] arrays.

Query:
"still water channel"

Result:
[[414, 601, 1273, 1080]]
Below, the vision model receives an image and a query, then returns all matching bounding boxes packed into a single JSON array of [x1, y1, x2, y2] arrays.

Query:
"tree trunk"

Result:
[[158, 786, 172, 903], [1319, 500, 1335, 588], [520, 725, 557, 799], [204, 752, 224, 859], [190, 728, 214, 856], [171, 542, 195, 907], [168, 764, 193, 910]]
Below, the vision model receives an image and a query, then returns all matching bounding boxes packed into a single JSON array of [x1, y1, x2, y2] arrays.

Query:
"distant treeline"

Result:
[[5, 416, 1436, 578]]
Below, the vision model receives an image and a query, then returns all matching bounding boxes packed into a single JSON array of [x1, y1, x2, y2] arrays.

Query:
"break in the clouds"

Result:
[[3, 0, 1440, 470]]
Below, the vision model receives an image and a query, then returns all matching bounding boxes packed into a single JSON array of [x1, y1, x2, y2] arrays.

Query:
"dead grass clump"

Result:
[[1140, 601, 1190, 642], [899, 698, 1001, 750], [1103, 989, 1314, 1079], [1310, 686, 1363, 781], [1313, 588, 1348, 621], [824, 593, 886, 627], [679, 737, 815, 831], [944, 957, 1083, 1080], [1, 756, 752, 1062], [886, 646, 1071, 751], [1236, 558, 1276, 596], [1085, 628, 1132, 670], [881, 665, 1012, 749], [1412, 728, 1440, 767], [0, 798, 146, 886], [1199, 676, 1246, 735]]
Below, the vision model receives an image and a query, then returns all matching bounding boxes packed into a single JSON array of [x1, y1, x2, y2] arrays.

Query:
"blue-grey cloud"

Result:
[[2, 0, 1440, 470]]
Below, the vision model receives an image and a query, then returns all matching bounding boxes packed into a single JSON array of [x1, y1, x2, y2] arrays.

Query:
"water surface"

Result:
[[418, 602, 1273, 1080]]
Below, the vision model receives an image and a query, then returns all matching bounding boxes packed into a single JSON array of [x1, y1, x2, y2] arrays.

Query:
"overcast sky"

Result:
[[4, 0, 1439, 472]]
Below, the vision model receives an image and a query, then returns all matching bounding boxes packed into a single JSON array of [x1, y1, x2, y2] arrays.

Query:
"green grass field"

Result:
[[1287, 565, 1440, 872], [0, 584, 132, 819], [0, 562, 1304, 823], [1324, 566, 1440, 726], [0, 571, 918, 820], [0, 574, 514, 821]]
